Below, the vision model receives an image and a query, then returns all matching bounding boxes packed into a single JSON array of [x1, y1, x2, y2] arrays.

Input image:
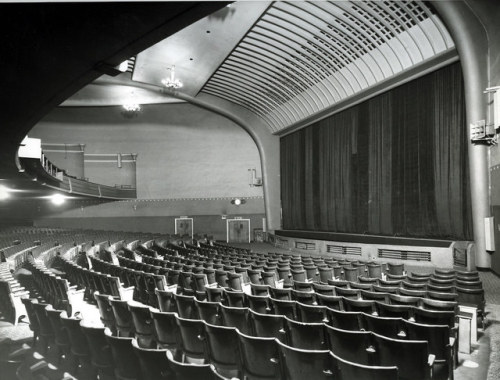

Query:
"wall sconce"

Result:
[[231, 198, 246, 206], [248, 168, 262, 187]]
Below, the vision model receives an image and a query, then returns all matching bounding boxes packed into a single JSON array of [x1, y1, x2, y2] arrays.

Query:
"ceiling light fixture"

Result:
[[121, 91, 142, 118], [231, 198, 246, 206], [161, 66, 183, 89]]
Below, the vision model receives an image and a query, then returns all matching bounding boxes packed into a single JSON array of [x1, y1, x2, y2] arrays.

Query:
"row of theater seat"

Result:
[[92, 289, 452, 380]]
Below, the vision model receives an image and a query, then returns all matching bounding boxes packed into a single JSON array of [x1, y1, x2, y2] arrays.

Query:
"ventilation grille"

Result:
[[274, 237, 289, 249], [378, 249, 431, 262], [125, 56, 136, 73], [326, 245, 362, 256], [453, 247, 467, 267], [295, 241, 316, 250]]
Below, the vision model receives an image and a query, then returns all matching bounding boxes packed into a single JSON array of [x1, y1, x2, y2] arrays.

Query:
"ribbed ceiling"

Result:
[[201, 1, 455, 133]]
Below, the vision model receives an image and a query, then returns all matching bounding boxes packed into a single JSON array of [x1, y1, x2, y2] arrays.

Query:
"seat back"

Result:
[[249, 309, 286, 339], [109, 298, 135, 337], [316, 294, 344, 310], [131, 339, 172, 380], [220, 304, 251, 334], [275, 340, 334, 380], [175, 315, 206, 359], [128, 302, 155, 348], [81, 321, 113, 371], [194, 298, 221, 325], [167, 355, 216, 380], [402, 320, 451, 360], [270, 298, 298, 320], [104, 328, 140, 380], [292, 289, 316, 305], [343, 298, 376, 314], [224, 289, 246, 307], [413, 308, 455, 328], [331, 352, 398, 380], [150, 311, 179, 349], [204, 322, 239, 370], [269, 287, 292, 301], [387, 263, 404, 276], [174, 293, 198, 319], [375, 302, 412, 320], [297, 302, 328, 323], [324, 324, 373, 365], [237, 331, 279, 379], [367, 264, 383, 279], [313, 283, 336, 296], [326, 308, 361, 331], [372, 333, 432, 380], [360, 313, 404, 339], [246, 294, 272, 314]]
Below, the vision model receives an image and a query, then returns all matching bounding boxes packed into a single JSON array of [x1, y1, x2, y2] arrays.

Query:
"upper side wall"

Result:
[[29, 103, 264, 201]]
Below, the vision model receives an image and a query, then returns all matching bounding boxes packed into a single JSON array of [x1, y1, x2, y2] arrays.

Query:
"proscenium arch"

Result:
[[432, 1, 490, 268]]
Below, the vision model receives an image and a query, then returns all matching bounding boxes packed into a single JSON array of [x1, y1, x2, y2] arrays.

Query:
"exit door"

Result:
[[227, 219, 250, 243]]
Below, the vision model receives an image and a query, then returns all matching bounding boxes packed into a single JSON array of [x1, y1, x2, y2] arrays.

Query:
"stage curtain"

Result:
[[280, 62, 472, 240]]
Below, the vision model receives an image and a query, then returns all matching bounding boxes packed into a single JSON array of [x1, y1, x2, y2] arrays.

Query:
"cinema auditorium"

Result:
[[1, 1, 500, 379]]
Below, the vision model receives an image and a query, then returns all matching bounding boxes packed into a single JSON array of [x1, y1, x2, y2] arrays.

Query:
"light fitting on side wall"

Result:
[[161, 66, 183, 89], [231, 198, 246, 206], [0, 185, 10, 200], [50, 193, 66, 206]]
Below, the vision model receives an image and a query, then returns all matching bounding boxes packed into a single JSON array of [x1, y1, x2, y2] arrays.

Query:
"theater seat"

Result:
[[331, 351, 398, 380], [236, 330, 279, 379]]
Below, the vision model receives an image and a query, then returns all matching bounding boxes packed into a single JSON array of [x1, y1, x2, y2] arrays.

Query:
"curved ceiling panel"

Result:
[[201, 1, 455, 133]]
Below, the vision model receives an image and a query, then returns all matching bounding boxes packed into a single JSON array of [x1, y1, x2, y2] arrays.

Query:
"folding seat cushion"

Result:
[[389, 294, 421, 307], [293, 280, 314, 292], [421, 298, 458, 312], [236, 331, 279, 379], [427, 291, 458, 302], [324, 324, 374, 365], [275, 340, 335, 380], [398, 288, 427, 297]]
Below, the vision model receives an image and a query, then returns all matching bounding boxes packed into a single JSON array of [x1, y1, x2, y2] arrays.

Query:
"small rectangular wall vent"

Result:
[[295, 241, 316, 250], [378, 249, 431, 262], [326, 245, 362, 256], [453, 247, 467, 267]]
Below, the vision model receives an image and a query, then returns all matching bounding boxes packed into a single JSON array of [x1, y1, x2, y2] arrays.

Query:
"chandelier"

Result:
[[121, 91, 142, 118], [161, 66, 183, 89]]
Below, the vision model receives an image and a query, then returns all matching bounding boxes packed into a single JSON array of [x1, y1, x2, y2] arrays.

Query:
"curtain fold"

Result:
[[280, 62, 472, 240]]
